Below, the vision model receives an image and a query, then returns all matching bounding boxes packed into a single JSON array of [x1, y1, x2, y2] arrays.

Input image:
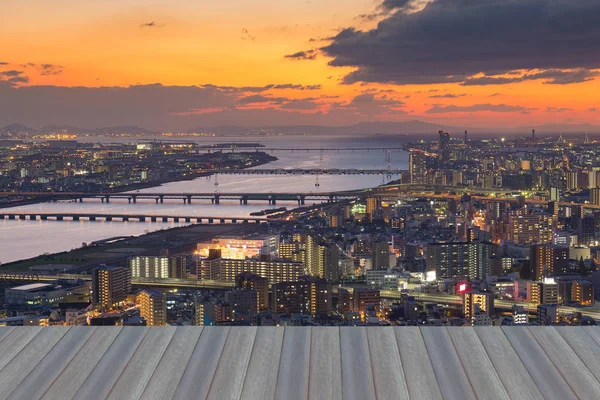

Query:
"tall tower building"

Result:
[[438, 131, 450, 163], [137, 289, 167, 326], [92, 265, 131, 308], [591, 187, 600, 206], [409, 151, 427, 184], [236, 272, 269, 311], [463, 291, 494, 319], [372, 240, 390, 270]]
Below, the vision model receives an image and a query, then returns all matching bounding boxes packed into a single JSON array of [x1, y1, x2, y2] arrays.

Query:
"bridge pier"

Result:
[[214, 195, 220, 205], [57, 216, 63, 221], [187, 195, 192, 204], [41, 215, 47, 220], [220, 218, 226, 224], [162, 217, 168, 222], [106, 216, 112, 222], [151, 216, 157, 222], [159, 196, 164, 204], [79, 197, 83, 203], [240, 195, 248, 205], [185, 217, 191, 223], [208, 218, 214, 224], [139, 216, 145, 222], [155, 198, 159, 204], [104, 195, 110, 203], [174, 217, 180, 223], [132, 196, 137, 204], [183, 198, 187, 204], [73, 216, 80, 221], [128, 198, 131, 203], [122, 217, 129, 222], [29, 215, 36, 220], [90, 216, 96, 221]]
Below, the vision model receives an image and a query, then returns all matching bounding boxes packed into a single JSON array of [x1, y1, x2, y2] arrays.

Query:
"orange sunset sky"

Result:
[[1, 0, 599, 131]]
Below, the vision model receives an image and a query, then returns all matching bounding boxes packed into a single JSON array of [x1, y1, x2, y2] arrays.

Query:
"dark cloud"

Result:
[[284, 49, 318, 60], [321, 0, 600, 85], [428, 93, 466, 98], [588, 107, 597, 112], [237, 95, 290, 105], [202, 83, 322, 93], [426, 103, 532, 113], [0, 70, 29, 86], [546, 106, 573, 112], [462, 68, 598, 86]]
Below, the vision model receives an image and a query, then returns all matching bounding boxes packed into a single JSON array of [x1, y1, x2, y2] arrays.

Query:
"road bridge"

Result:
[[3, 190, 364, 205], [0, 212, 268, 224], [215, 168, 404, 176]]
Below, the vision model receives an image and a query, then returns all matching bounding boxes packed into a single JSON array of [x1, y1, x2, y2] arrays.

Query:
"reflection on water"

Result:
[[1, 135, 410, 264]]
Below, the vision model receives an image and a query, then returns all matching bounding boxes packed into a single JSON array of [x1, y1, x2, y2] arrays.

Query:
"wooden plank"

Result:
[[173, 326, 230, 400], [73, 326, 149, 400], [8, 327, 96, 400], [583, 326, 600, 346], [393, 327, 442, 400], [140, 327, 203, 400], [528, 327, 600, 399], [240, 327, 284, 400], [474, 327, 544, 400], [420, 327, 476, 400], [308, 327, 342, 400], [0, 327, 69, 400], [447, 328, 510, 400], [208, 327, 257, 400], [41, 327, 123, 400], [274, 327, 311, 400], [502, 327, 577, 400], [0, 328, 15, 345], [366, 327, 409, 400], [339, 327, 376, 400], [556, 326, 600, 383], [106, 326, 177, 400], [0, 327, 42, 371]]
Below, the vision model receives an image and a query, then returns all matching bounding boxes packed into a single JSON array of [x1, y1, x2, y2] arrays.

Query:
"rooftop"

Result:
[[0, 326, 598, 399]]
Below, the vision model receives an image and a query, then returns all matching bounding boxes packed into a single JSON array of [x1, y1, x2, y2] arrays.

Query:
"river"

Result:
[[0, 134, 410, 264]]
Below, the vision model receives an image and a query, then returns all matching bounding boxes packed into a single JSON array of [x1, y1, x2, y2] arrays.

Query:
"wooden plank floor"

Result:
[[0, 327, 598, 400]]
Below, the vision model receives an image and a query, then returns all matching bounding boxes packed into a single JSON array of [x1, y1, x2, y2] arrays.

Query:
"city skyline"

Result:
[[2, 0, 600, 130]]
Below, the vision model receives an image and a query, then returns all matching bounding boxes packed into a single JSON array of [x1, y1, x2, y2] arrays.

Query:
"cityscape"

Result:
[[2, 0, 600, 398]]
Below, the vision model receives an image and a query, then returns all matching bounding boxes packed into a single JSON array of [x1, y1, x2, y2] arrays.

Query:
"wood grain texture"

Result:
[[0, 327, 42, 371], [309, 327, 342, 400], [240, 327, 285, 400], [474, 326, 544, 400], [366, 327, 409, 400], [107, 326, 177, 400], [502, 327, 577, 400], [73, 326, 149, 400], [140, 326, 203, 400], [394, 327, 443, 400], [8, 327, 96, 400], [420, 327, 476, 400], [340, 327, 376, 400], [41, 327, 123, 400], [274, 327, 311, 400], [173, 326, 231, 400]]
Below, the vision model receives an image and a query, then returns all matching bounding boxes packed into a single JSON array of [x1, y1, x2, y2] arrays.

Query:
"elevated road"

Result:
[[216, 168, 403, 175]]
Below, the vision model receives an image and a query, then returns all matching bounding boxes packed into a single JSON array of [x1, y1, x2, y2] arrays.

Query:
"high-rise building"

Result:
[[199, 258, 304, 284], [468, 240, 497, 280], [137, 289, 166, 326], [225, 289, 258, 319], [577, 216, 595, 246], [591, 188, 600, 206], [372, 240, 390, 270], [320, 244, 340, 282], [530, 244, 569, 280], [409, 151, 427, 184], [438, 131, 450, 163], [129, 255, 187, 279], [511, 305, 528, 324], [365, 197, 379, 222], [505, 209, 555, 244], [528, 279, 559, 305], [471, 304, 492, 326], [236, 272, 269, 311], [463, 291, 494, 319], [92, 265, 131, 308], [426, 242, 470, 279], [549, 187, 560, 202], [272, 276, 332, 315], [194, 298, 230, 326]]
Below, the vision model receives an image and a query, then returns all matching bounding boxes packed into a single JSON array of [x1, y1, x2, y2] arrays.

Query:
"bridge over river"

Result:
[[0, 212, 267, 224]]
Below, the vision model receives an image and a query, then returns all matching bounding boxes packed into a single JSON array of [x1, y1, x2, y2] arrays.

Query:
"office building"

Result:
[[195, 298, 230, 326], [577, 217, 595, 246], [366, 269, 403, 291], [409, 151, 427, 184], [560, 280, 595, 306], [225, 289, 258, 319], [372, 240, 390, 270], [352, 288, 380, 314], [512, 305, 528, 324], [530, 244, 569, 280], [537, 304, 558, 326], [196, 235, 279, 259], [137, 289, 167, 326], [426, 242, 470, 279], [463, 291, 494, 319], [438, 131, 450, 163], [471, 304, 493, 326], [236, 272, 269, 311], [591, 188, 600, 206], [272, 276, 332, 315], [92, 265, 132, 307]]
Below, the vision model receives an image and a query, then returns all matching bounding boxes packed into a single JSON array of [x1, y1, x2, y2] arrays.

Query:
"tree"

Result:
[[578, 256, 590, 277]]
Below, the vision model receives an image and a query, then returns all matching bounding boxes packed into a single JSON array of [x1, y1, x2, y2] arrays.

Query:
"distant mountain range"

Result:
[[0, 124, 156, 136], [3, 120, 600, 137]]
